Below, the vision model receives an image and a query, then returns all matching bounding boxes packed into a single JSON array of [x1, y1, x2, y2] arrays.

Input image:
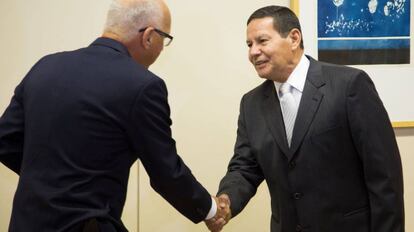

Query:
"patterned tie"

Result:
[[279, 83, 297, 147]]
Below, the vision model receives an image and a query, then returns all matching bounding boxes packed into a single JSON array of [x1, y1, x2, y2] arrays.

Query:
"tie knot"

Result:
[[280, 83, 292, 95]]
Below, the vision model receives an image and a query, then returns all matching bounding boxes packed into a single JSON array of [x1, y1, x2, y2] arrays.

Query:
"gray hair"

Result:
[[104, 0, 164, 42]]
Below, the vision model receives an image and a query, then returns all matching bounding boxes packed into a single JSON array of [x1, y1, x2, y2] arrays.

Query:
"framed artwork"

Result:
[[317, 0, 410, 65], [292, 0, 414, 127]]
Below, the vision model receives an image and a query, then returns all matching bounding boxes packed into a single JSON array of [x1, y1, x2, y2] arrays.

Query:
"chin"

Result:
[[258, 74, 283, 82], [256, 67, 272, 79], [257, 72, 271, 80]]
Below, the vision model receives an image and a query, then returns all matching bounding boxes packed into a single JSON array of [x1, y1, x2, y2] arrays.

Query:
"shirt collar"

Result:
[[274, 54, 310, 95]]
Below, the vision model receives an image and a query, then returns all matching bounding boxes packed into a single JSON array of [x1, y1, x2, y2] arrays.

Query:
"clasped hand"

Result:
[[204, 194, 231, 232]]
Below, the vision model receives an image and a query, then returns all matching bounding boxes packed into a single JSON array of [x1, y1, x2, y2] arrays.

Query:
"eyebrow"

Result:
[[256, 34, 271, 39], [247, 34, 270, 43]]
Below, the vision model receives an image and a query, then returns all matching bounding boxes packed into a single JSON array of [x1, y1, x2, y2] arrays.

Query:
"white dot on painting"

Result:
[[384, 5, 390, 16], [333, 0, 344, 7], [368, 0, 378, 14]]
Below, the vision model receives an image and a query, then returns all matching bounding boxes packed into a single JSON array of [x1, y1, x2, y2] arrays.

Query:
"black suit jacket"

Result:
[[218, 56, 404, 232], [0, 38, 211, 231]]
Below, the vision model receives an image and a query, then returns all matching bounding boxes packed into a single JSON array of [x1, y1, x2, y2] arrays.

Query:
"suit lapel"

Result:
[[261, 80, 290, 157], [289, 57, 325, 159]]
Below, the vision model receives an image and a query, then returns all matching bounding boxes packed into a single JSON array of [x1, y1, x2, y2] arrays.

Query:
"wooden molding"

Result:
[[392, 121, 414, 128], [291, 0, 299, 15]]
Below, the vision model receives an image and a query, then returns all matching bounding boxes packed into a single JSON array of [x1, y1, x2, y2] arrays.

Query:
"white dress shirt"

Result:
[[274, 54, 310, 115], [205, 196, 217, 220]]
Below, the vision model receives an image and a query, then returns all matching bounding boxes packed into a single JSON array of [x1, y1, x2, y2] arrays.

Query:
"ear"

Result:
[[141, 27, 155, 49], [289, 28, 302, 50]]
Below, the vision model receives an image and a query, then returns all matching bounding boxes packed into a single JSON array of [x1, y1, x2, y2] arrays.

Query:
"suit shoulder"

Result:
[[319, 61, 366, 80], [242, 80, 272, 99], [314, 60, 375, 95], [52, 46, 163, 85]]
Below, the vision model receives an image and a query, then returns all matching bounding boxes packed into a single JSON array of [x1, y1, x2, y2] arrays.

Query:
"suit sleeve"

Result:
[[0, 82, 25, 174], [347, 71, 404, 232], [128, 77, 211, 223], [218, 95, 265, 217]]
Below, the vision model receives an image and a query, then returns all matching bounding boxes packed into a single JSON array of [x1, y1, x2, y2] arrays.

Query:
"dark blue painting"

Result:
[[317, 0, 410, 64]]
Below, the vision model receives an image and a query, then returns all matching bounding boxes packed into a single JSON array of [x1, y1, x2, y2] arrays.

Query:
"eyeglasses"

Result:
[[139, 27, 173, 47]]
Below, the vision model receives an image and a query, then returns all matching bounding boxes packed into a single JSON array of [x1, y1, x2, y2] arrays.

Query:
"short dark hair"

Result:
[[247, 5, 304, 49]]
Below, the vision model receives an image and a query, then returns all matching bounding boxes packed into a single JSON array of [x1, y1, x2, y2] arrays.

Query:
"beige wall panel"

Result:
[[396, 129, 414, 232]]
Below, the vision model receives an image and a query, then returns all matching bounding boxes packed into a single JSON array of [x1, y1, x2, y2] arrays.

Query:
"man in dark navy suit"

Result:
[[0, 0, 228, 231]]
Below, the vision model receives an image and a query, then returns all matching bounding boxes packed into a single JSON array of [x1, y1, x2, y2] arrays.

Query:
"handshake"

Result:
[[204, 194, 232, 232]]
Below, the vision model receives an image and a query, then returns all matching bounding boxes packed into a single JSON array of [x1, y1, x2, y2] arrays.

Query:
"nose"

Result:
[[249, 44, 261, 58]]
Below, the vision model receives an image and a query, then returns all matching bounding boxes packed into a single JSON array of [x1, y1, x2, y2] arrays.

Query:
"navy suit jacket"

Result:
[[218, 56, 404, 232], [0, 38, 211, 231]]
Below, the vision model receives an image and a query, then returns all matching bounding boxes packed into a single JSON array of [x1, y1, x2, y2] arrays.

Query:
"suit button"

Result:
[[293, 192, 303, 200], [296, 224, 303, 231], [288, 161, 296, 169]]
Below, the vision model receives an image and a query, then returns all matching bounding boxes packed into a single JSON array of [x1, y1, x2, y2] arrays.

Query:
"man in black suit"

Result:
[[0, 0, 228, 231], [214, 5, 404, 232]]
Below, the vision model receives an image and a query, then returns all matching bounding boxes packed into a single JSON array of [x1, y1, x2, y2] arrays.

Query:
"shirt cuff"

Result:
[[205, 196, 217, 220]]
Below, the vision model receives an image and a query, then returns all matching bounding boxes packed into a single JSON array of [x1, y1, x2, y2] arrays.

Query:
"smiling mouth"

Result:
[[255, 60, 268, 67]]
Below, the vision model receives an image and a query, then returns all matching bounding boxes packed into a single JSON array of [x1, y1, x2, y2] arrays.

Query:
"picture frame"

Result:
[[292, 0, 414, 128]]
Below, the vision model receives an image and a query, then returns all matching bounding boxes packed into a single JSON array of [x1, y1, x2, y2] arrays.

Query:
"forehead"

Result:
[[246, 17, 279, 39]]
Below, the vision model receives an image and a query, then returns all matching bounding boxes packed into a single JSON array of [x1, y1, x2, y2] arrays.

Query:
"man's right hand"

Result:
[[205, 194, 231, 232]]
